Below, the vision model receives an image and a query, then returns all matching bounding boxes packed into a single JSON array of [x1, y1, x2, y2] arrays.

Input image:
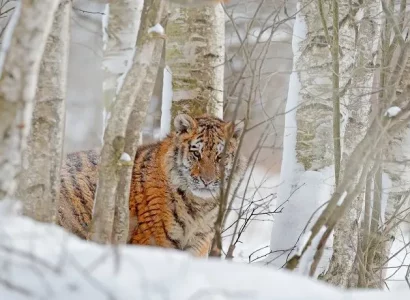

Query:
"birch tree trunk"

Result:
[[0, 0, 59, 201], [112, 5, 166, 244], [268, 0, 361, 276], [323, 0, 382, 287], [89, 0, 167, 244], [102, 0, 144, 130], [17, 0, 71, 223], [166, 1, 224, 129], [368, 19, 410, 287]]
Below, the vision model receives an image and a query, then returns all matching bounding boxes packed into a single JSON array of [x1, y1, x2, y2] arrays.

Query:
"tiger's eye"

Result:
[[191, 150, 201, 160]]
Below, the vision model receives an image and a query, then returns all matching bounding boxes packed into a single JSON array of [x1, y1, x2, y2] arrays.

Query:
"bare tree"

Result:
[[89, 0, 168, 244], [102, 0, 143, 130], [323, 0, 382, 286], [0, 0, 60, 201], [16, 0, 71, 223], [268, 0, 362, 275]]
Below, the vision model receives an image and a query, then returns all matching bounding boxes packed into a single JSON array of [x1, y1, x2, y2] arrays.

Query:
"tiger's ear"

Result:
[[174, 114, 196, 134], [225, 120, 244, 139]]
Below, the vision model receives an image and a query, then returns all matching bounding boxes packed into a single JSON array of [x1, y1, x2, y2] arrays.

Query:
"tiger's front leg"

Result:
[[184, 231, 215, 257]]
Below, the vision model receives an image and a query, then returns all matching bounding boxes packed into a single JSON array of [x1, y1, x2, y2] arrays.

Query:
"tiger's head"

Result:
[[168, 114, 245, 199]]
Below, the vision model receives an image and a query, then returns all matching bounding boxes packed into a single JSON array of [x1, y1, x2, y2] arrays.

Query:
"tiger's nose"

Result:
[[200, 177, 213, 187]]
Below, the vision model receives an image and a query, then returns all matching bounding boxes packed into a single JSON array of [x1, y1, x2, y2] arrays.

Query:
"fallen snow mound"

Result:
[[0, 205, 409, 299]]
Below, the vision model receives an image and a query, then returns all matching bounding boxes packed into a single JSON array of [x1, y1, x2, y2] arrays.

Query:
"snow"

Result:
[[384, 106, 402, 118], [148, 23, 165, 35], [268, 2, 334, 276], [1, 203, 409, 300], [0, 0, 21, 76], [296, 231, 312, 256], [120, 152, 131, 162], [223, 166, 279, 264], [160, 65, 173, 138], [337, 191, 347, 206], [299, 226, 327, 276]]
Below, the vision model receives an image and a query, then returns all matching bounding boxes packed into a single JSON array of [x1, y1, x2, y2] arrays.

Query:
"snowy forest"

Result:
[[1, 0, 410, 299]]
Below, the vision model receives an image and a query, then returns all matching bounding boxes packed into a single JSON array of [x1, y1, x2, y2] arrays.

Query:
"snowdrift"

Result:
[[0, 202, 409, 300]]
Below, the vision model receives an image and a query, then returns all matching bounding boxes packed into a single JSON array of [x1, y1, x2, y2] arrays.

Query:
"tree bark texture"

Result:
[[166, 2, 224, 125], [0, 0, 60, 201], [102, 0, 143, 130], [17, 0, 71, 223], [323, 0, 382, 287], [112, 4, 166, 245], [89, 0, 167, 244], [269, 0, 358, 275]]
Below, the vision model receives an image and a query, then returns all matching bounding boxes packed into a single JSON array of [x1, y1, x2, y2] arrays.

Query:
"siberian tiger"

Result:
[[58, 114, 245, 257]]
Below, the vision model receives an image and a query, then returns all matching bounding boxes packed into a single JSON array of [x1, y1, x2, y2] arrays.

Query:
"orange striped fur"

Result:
[[58, 114, 245, 257]]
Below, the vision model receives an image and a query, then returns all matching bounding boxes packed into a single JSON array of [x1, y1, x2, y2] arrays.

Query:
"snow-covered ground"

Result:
[[1, 199, 409, 300], [223, 166, 280, 263]]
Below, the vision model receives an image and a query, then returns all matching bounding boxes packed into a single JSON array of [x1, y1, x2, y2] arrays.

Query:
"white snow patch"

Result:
[[101, 3, 109, 52], [380, 172, 392, 230], [384, 106, 402, 117], [160, 65, 173, 138], [296, 231, 312, 256], [0, 1, 21, 75], [299, 226, 327, 276], [223, 166, 280, 264], [120, 152, 131, 162], [1, 211, 409, 299], [337, 191, 347, 206], [148, 23, 165, 35]]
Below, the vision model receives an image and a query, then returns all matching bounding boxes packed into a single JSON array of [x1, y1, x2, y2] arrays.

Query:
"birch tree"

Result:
[[284, 0, 410, 277], [89, 0, 168, 244], [165, 1, 225, 132], [102, 0, 143, 130], [323, 0, 382, 286], [0, 0, 59, 201], [16, 0, 71, 223], [268, 0, 361, 275]]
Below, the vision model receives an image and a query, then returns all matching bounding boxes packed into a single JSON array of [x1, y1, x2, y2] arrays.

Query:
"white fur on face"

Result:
[[191, 188, 218, 199]]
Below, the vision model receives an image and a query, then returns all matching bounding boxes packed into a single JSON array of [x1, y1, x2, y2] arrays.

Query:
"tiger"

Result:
[[58, 114, 245, 257]]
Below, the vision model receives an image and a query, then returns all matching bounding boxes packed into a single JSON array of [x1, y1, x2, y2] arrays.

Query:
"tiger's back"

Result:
[[58, 150, 99, 239], [58, 114, 244, 256]]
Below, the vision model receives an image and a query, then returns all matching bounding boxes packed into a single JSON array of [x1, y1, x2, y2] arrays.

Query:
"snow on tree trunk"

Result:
[[268, 0, 359, 276], [0, 0, 60, 201], [89, 0, 167, 244], [102, 0, 144, 131], [17, 0, 71, 223], [166, 2, 224, 126], [323, 0, 382, 287]]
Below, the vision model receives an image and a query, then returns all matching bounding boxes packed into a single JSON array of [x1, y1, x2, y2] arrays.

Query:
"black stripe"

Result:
[[138, 209, 161, 219], [162, 220, 180, 249], [177, 188, 197, 217], [73, 152, 83, 173], [87, 150, 98, 167], [170, 192, 186, 235]]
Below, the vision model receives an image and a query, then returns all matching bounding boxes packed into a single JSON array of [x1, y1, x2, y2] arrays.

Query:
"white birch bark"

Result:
[[113, 11, 165, 244], [17, 0, 71, 223], [375, 36, 410, 287], [166, 2, 224, 124], [0, 0, 59, 201], [102, 0, 144, 131], [268, 0, 361, 276], [323, 0, 382, 287], [89, 0, 167, 244]]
